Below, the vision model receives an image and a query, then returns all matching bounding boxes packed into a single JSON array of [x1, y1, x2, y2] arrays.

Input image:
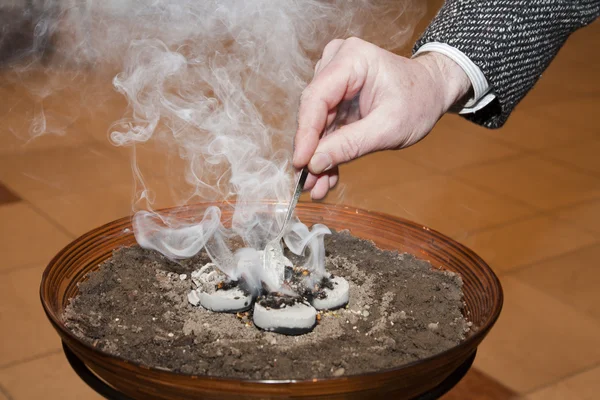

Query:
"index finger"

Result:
[[293, 54, 367, 169]]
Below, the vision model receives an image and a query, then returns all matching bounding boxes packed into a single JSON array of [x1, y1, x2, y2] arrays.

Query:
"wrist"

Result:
[[414, 52, 472, 112]]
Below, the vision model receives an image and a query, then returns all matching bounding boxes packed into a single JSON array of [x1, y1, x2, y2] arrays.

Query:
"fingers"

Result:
[[328, 173, 339, 189], [316, 39, 344, 75], [326, 108, 338, 128], [307, 110, 383, 174], [310, 167, 339, 200], [310, 175, 330, 200], [302, 166, 339, 192], [293, 41, 368, 170], [303, 172, 319, 191]]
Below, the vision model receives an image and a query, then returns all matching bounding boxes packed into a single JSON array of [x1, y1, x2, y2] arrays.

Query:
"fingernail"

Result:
[[309, 152, 332, 174]]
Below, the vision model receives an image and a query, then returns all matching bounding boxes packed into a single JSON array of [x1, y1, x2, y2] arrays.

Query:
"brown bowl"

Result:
[[40, 202, 502, 400]]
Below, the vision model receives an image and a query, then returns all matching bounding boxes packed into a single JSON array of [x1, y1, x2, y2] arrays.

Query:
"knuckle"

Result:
[[339, 136, 363, 162], [324, 38, 344, 53], [344, 36, 364, 47]]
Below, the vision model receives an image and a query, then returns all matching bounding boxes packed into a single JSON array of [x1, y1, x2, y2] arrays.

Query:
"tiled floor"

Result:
[[0, 4, 599, 400]]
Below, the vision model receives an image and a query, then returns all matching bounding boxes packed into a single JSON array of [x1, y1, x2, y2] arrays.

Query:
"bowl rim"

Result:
[[40, 201, 503, 386]]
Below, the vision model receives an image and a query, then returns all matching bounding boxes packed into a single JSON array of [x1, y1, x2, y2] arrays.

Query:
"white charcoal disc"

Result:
[[189, 263, 253, 313], [198, 287, 253, 313], [311, 276, 349, 311], [253, 300, 317, 335]]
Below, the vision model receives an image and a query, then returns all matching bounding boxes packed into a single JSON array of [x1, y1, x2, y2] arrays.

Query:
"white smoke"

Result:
[[2, 0, 425, 293]]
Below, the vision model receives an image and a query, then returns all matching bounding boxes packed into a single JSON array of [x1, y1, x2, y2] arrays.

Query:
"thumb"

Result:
[[307, 112, 383, 174]]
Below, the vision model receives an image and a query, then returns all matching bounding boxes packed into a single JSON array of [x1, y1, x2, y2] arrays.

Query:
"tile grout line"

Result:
[[517, 91, 600, 113], [0, 384, 13, 400], [471, 367, 521, 397], [0, 175, 77, 239], [0, 263, 46, 276], [540, 196, 600, 215], [444, 211, 547, 244], [402, 144, 531, 177], [501, 240, 600, 277], [536, 212, 600, 240], [471, 131, 530, 152], [442, 149, 535, 174], [450, 171, 600, 228], [523, 360, 600, 396], [501, 241, 600, 325], [21, 199, 77, 240], [433, 125, 600, 178], [0, 349, 63, 371], [444, 143, 600, 212], [535, 151, 600, 181], [446, 174, 542, 213], [460, 211, 547, 236]]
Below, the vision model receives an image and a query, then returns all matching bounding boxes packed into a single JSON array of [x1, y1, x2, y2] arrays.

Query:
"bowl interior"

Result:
[[40, 202, 503, 399]]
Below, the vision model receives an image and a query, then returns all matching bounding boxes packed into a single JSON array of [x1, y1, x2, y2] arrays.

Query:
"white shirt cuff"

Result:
[[413, 42, 496, 114]]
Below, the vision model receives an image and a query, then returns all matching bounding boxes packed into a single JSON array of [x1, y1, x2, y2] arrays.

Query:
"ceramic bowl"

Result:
[[40, 202, 502, 399]]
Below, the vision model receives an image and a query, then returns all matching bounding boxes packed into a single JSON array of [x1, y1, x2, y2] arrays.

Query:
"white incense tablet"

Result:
[[188, 263, 253, 313], [197, 287, 253, 313], [311, 276, 349, 311], [253, 300, 317, 335]]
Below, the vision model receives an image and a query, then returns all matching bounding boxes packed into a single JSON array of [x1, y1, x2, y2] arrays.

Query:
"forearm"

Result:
[[414, 0, 600, 128]]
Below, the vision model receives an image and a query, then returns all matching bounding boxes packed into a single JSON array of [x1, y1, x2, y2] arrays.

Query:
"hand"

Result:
[[293, 37, 471, 199]]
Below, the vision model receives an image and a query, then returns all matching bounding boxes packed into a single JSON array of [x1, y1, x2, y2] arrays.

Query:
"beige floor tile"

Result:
[[525, 96, 600, 133], [476, 108, 596, 151], [0, 203, 72, 271], [401, 116, 520, 173], [0, 124, 98, 156], [0, 353, 102, 400], [355, 175, 535, 237], [341, 151, 435, 192], [453, 155, 600, 211], [513, 244, 600, 321], [442, 368, 519, 400], [32, 184, 134, 237], [334, 151, 436, 209], [554, 200, 600, 237], [526, 365, 600, 400], [474, 277, 600, 393], [543, 139, 600, 176], [518, 21, 600, 110], [460, 215, 597, 273], [533, 56, 600, 100], [0, 265, 62, 366], [0, 142, 133, 202], [31, 176, 204, 238], [517, 76, 597, 111]]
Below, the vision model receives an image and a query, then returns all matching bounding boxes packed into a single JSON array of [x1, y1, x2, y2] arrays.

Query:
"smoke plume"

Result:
[[1, 0, 425, 292]]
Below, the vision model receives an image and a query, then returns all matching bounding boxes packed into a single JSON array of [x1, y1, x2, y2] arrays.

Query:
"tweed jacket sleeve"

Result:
[[414, 1, 600, 128]]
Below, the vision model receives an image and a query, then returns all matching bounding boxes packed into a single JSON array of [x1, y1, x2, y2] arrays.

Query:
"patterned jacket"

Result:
[[414, 1, 600, 128]]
